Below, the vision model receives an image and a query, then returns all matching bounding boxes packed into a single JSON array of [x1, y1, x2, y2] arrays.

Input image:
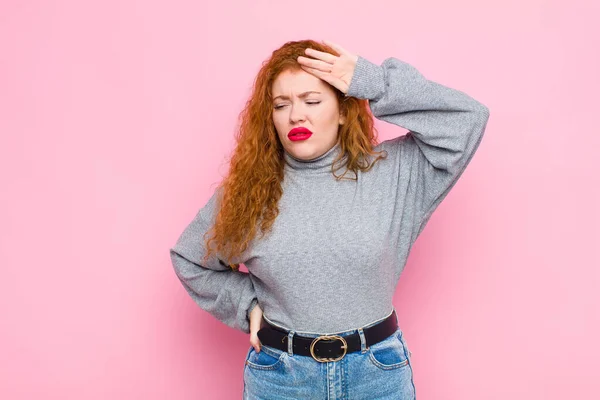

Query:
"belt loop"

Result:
[[287, 330, 295, 356], [357, 327, 367, 353]]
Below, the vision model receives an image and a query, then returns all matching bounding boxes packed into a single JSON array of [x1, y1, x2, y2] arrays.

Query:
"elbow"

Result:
[[465, 103, 489, 144], [476, 103, 490, 124], [169, 248, 185, 279], [475, 104, 490, 139]]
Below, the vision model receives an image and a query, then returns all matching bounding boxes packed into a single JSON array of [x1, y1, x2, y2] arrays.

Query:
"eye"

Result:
[[273, 101, 321, 110]]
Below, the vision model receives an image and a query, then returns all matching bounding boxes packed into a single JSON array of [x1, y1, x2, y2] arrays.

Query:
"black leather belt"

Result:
[[257, 310, 398, 362]]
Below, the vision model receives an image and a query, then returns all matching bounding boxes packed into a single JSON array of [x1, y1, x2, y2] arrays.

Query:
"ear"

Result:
[[339, 113, 346, 125]]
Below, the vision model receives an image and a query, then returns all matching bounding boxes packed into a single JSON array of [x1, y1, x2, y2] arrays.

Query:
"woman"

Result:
[[170, 39, 489, 399]]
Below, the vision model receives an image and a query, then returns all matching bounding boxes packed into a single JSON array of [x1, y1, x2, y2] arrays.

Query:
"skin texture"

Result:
[[249, 305, 264, 352], [249, 40, 358, 352], [271, 68, 346, 161]]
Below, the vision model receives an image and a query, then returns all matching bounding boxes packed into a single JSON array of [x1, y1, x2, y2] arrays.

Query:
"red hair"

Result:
[[202, 39, 387, 268]]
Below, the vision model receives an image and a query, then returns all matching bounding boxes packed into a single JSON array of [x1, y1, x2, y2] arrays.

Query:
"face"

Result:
[[271, 68, 346, 161]]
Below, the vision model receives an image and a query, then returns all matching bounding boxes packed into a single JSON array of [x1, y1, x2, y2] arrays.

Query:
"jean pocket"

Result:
[[245, 345, 286, 371], [367, 329, 410, 370]]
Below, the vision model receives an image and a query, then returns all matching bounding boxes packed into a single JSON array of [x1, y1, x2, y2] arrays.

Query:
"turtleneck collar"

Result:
[[283, 140, 347, 175]]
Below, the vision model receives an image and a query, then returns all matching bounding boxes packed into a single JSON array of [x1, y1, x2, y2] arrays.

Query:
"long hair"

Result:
[[202, 39, 387, 269]]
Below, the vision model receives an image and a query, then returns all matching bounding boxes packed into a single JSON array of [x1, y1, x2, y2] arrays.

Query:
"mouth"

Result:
[[288, 127, 313, 140]]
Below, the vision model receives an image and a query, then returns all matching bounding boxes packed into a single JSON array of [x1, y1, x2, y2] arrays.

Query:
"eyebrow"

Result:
[[272, 91, 321, 101]]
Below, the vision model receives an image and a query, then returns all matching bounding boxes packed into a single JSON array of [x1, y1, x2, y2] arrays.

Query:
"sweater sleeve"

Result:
[[169, 187, 259, 334], [346, 55, 490, 243]]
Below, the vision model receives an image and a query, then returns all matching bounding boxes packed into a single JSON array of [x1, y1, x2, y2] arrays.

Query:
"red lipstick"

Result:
[[288, 127, 313, 141]]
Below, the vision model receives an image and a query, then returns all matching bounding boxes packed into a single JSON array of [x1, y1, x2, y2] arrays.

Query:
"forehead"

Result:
[[272, 69, 331, 95]]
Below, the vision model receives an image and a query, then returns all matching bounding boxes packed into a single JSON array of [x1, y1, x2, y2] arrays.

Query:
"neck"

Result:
[[283, 141, 346, 175]]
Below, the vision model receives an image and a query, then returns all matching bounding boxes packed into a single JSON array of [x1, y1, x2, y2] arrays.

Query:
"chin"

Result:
[[295, 147, 324, 160]]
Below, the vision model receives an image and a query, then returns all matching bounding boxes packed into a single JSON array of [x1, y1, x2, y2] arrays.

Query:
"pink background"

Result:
[[1, 0, 598, 399]]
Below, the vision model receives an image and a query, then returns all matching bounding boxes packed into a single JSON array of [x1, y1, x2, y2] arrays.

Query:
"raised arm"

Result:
[[169, 188, 258, 334], [347, 55, 490, 242]]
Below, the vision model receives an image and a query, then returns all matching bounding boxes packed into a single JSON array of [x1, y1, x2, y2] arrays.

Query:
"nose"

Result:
[[289, 104, 306, 124]]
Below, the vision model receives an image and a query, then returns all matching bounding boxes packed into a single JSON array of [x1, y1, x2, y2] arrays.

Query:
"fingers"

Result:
[[250, 334, 262, 353], [322, 40, 347, 56], [300, 65, 330, 81], [300, 65, 346, 94], [304, 47, 338, 64], [297, 55, 332, 72], [248, 305, 263, 353]]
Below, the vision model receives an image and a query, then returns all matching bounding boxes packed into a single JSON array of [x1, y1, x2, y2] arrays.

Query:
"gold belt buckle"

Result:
[[310, 334, 348, 362]]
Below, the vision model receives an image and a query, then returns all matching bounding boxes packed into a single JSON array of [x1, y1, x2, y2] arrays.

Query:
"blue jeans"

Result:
[[242, 313, 416, 399]]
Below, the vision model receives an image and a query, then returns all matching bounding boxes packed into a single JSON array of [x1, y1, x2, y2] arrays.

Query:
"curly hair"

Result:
[[202, 39, 387, 269]]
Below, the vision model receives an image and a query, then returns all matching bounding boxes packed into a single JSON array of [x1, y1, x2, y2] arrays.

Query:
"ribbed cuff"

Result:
[[346, 55, 386, 100]]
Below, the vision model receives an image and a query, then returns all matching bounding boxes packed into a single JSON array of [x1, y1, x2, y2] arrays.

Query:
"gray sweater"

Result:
[[170, 55, 489, 335]]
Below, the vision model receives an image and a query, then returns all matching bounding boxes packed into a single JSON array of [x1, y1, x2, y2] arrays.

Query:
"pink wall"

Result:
[[1, 0, 598, 399]]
